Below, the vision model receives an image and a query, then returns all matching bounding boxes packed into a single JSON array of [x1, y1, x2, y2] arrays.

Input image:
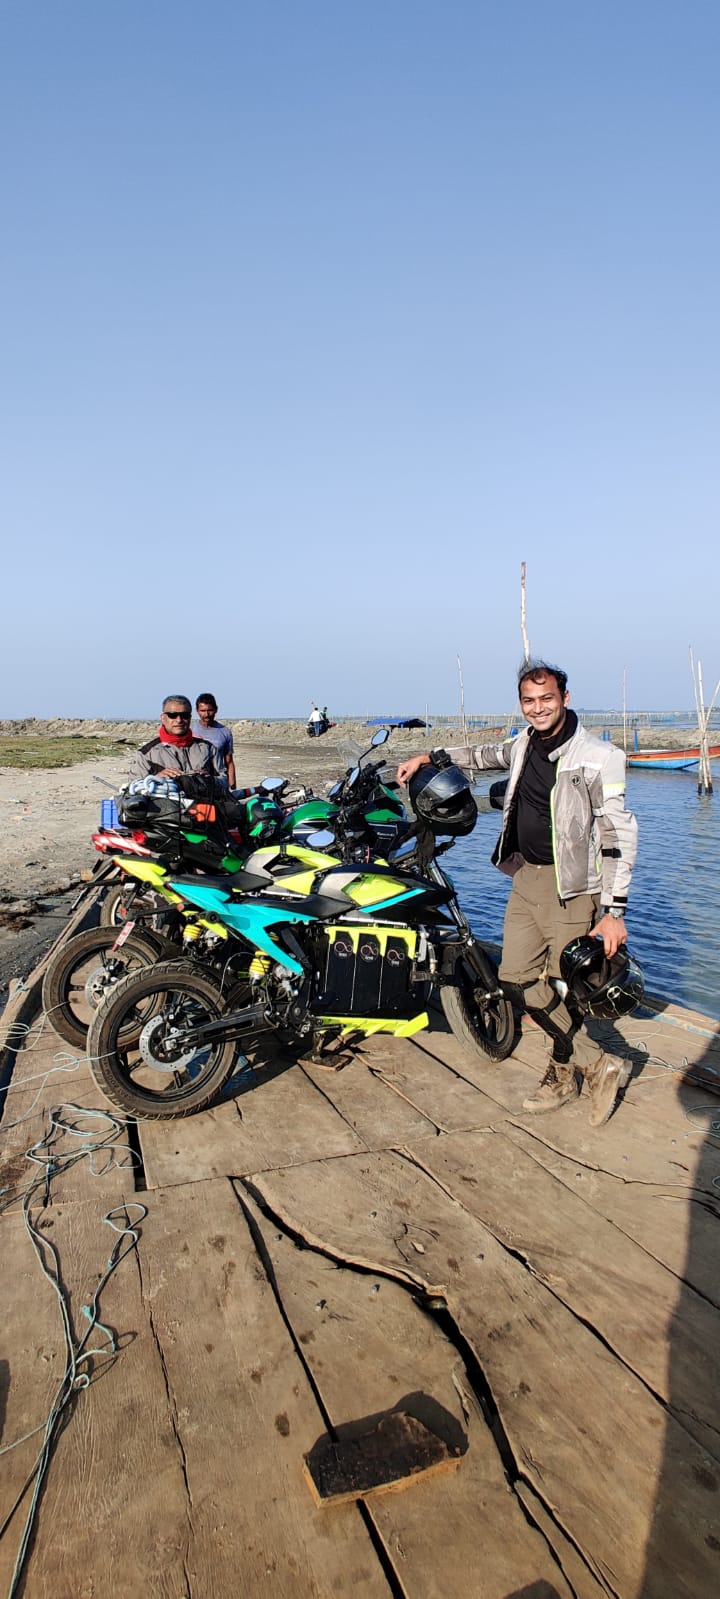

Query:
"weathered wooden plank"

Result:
[[249, 1148, 720, 1598], [0, 1198, 190, 1598], [357, 1036, 507, 1133], [414, 1019, 549, 1105], [403, 1127, 720, 1461], [138, 1059, 368, 1189], [245, 1191, 580, 1598], [421, 1012, 720, 1139], [0, 1031, 136, 1210], [298, 1054, 442, 1146], [516, 1481, 610, 1599], [501, 1095, 720, 1195], [136, 1178, 390, 1597], [0, 1024, 87, 1156], [503, 1121, 720, 1309]]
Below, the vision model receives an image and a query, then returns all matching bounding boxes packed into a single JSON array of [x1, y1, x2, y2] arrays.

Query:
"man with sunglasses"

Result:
[[129, 696, 226, 783]]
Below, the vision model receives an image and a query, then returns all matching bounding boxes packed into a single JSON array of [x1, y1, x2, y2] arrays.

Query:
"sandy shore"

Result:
[[0, 715, 710, 994], [0, 722, 432, 992]]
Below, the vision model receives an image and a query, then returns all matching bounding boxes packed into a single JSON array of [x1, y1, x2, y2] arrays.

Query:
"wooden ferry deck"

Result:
[[1, 947, 719, 1597]]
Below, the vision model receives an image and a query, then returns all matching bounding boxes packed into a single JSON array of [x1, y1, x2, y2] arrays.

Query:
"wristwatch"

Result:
[[430, 748, 452, 769], [602, 906, 626, 920]]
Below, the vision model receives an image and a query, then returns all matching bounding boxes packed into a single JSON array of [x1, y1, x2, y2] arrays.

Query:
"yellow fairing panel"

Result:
[[344, 874, 409, 907], [112, 856, 183, 905], [325, 924, 417, 957], [272, 869, 320, 895], [318, 1013, 429, 1040]]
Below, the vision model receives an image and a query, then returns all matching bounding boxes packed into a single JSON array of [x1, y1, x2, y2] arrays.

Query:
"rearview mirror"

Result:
[[259, 776, 287, 794], [371, 727, 389, 747], [306, 829, 336, 850], [489, 779, 509, 811]]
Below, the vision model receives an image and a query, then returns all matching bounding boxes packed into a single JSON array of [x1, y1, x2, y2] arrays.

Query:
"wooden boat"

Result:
[[627, 744, 720, 770]]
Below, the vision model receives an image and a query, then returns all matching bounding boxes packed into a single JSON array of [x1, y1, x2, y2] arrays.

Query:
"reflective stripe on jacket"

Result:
[[447, 724, 637, 908]]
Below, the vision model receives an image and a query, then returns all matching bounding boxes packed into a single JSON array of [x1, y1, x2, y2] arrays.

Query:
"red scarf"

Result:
[[158, 724, 195, 749]]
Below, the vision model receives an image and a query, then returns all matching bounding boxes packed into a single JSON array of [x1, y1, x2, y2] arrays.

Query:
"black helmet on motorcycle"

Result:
[[408, 764, 477, 837], [559, 936, 645, 1019]]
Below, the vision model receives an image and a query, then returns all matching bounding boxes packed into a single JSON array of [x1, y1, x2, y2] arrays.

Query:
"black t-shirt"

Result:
[[515, 710, 578, 865]]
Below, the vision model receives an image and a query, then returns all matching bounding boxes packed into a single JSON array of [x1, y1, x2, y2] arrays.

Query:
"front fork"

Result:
[[424, 860, 502, 997]]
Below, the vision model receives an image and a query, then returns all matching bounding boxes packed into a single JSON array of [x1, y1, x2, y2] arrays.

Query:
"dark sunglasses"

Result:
[[164, 710, 190, 719]]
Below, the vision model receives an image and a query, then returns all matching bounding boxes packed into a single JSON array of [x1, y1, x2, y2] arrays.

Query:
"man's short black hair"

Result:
[[162, 694, 192, 713], [517, 659, 568, 698], [195, 693, 217, 711]]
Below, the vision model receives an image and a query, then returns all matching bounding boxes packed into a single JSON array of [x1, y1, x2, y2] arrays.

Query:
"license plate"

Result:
[[112, 921, 136, 950]]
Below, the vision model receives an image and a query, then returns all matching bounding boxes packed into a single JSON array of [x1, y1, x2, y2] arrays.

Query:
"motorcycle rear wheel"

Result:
[[42, 924, 164, 1050], [441, 957, 515, 1062], [86, 962, 238, 1119], [99, 880, 170, 929]]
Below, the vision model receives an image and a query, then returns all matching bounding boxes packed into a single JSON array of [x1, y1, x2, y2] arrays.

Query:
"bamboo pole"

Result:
[[520, 562, 530, 660], [457, 654, 468, 746], [622, 668, 627, 754], [698, 668, 720, 795], [697, 660, 711, 794]]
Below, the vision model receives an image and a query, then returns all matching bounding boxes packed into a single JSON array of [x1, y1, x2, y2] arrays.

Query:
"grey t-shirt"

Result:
[[191, 719, 233, 780]]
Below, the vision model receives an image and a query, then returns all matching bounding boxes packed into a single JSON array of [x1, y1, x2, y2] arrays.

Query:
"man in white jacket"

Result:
[[398, 660, 638, 1128]]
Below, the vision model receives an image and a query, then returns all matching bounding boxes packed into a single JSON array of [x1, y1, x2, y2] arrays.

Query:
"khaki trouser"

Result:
[[498, 863, 603, 1077]]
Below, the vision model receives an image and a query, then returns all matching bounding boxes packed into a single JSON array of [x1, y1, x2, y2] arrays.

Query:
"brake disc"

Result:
[[84, 961, 122, 1010], [138, 1013, 201, 1073]]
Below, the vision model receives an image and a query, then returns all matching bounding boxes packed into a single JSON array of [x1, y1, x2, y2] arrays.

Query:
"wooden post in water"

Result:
[[457, 655, 468, 746], [689, 648, 718, 795]]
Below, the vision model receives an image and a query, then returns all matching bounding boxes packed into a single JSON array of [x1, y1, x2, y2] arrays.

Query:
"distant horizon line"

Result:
[[0, 708, 715, 725]]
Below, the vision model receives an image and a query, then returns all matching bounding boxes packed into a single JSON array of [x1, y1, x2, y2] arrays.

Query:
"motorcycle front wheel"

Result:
[[86, 962, 238, 1119], [42, 924, 164, 1050], [441, 957, 515, 1062]]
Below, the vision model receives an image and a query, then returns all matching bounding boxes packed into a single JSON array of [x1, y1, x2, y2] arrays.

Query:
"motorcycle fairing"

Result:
[[242, 844, 336, 882], [111, 857, 230, 937], [311, 863, 432, 914], [168, 878, 316, 973], [112, 855, 184, 903]]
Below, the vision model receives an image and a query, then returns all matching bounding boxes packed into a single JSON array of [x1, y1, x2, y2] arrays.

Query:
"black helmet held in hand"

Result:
[[408, 763, 477, 837], [559, 936, 645, 1019]]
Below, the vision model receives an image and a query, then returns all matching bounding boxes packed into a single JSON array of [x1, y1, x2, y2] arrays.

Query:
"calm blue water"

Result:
[[447, 770, 720, 1020]]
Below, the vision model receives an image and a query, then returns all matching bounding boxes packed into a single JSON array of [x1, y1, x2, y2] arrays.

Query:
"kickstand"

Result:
[[308, 1027, 355, 1071]]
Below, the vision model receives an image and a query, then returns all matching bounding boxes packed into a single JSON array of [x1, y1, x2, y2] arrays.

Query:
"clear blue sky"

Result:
[[2, 1, 718, 717]]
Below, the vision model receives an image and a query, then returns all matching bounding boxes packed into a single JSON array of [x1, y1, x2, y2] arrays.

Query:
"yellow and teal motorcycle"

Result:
[[86, 734, 514, 1119]]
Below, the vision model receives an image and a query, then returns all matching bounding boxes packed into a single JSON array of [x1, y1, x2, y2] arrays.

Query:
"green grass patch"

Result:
[[0, 737, 130, 770]]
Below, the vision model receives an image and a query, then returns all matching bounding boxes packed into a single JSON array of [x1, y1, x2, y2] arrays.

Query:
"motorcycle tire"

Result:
[[86, 961, 238, 1120], [99, 880, 169, 930], [441, 957, 515, 1062], [42, 925, 164, 1051]]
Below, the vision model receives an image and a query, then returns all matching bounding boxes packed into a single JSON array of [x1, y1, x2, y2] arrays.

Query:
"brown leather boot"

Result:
[[522, 1065, 579, 1114]]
